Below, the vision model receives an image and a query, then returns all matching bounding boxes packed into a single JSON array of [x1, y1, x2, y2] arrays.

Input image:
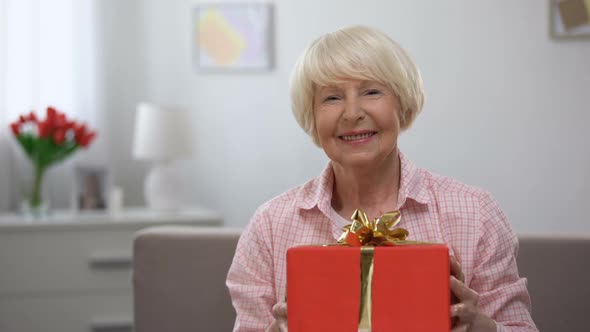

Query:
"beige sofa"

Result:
[[133, 226, 590, 332]]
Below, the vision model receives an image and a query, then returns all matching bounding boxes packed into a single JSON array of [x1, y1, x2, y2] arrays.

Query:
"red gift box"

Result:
[[287, 244, 450, 332]]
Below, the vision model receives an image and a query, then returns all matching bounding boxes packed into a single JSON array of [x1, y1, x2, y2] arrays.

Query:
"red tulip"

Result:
[[74, 124, 87, 141], [27, 112, 37, 122], [37, 121, 51, 138], [46, 107, 57, 119], [46, 107, 57, 127], [19, 115, 26, 123], [54, 113, 67, 128], [53, 129, 66, 145], [10, 122, 20, 136], [64, 120, 76, 130], [78, 131, 96, 148]]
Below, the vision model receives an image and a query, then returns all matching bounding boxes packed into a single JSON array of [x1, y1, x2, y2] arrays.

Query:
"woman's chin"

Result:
[[333, 152, 386, 169]]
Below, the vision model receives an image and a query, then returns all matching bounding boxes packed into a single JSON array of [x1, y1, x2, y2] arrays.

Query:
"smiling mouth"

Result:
[[339, 132, 377, 141]]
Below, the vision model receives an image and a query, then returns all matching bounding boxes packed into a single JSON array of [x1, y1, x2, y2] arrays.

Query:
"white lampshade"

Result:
[[132, 102, 193, 161]]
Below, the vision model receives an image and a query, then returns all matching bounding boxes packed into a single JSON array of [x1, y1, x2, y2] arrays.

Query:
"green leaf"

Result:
[[16, 134, 36, 161], [14, 135, 82, 169]]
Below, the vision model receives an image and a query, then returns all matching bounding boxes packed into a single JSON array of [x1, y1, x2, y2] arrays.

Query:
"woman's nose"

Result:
[[342, 97, 365, 121]]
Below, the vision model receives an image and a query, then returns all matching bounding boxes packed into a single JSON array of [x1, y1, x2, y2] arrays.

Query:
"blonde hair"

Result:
[[289, 25, 424, 146]]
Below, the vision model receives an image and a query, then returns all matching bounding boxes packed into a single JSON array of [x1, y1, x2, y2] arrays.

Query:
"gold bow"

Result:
[[335, 209, 423, 331], [337, 209, 409, 247]]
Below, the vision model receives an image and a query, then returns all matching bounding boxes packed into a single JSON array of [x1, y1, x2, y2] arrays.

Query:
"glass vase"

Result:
[[19, 164, 50, 221], [20, 199, 50, 221]]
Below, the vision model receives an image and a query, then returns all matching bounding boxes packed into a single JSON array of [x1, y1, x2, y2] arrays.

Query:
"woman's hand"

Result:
[[450, 256, 497, 332], [265, 301, 288, 332]]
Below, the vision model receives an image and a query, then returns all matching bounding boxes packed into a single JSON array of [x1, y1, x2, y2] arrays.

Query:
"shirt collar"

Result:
[[299, 162, 334, 212], [297, 150, 430, 212], [397, 151, 430, 207]]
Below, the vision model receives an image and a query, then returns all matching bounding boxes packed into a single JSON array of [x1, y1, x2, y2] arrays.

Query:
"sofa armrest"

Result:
[[517, 234, 590, 332], [133, 226, 241, 332]]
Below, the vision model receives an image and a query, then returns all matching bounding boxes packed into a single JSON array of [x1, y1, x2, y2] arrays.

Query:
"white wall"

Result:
[[98, 0, 590, 234]]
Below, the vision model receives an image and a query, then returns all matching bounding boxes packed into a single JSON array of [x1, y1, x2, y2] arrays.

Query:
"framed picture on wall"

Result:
[[549, 0, 590, 39], [193, 3, 274, 72], [74, 165, 109, 211]]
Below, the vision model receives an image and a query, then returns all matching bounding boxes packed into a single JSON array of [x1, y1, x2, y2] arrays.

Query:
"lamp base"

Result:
[[144, 162, 185, 211]]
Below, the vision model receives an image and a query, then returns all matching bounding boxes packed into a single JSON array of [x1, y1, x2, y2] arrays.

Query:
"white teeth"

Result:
[[341, 132, 374, 141]]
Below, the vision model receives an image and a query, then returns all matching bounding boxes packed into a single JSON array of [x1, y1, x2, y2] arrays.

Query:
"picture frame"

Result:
[[549, 0, 590, 40], [193, 3, 274, 72], [73, 165, 109, 211]]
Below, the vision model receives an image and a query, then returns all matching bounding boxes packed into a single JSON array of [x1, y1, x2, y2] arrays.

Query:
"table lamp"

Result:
[[132, 102, 193, 211]]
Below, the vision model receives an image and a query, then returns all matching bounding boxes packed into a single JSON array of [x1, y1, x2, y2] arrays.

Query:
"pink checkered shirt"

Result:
[[227, 152, 537, 331]]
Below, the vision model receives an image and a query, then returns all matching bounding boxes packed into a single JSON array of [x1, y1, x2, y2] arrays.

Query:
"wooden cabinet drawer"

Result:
[[0, 229, 137, 295], [0, 292, 133, 332]]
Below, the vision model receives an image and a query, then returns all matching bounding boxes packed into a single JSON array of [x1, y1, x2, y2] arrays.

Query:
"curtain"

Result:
[[0, 0, 103, 211]]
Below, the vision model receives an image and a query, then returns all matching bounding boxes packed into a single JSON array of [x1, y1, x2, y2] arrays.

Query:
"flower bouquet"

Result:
[[9, 106, 97, 217]]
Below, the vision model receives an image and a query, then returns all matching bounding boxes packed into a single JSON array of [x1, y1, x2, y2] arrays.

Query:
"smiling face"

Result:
[[313, 79, 401, 168]]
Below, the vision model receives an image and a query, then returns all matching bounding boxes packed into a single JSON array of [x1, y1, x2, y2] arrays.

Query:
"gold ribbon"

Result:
[[337, 209, 408, 247], [336, 209, 423, 331], [358, 247, 374, 331]]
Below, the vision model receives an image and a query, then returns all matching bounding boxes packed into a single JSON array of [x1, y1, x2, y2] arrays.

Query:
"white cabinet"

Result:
[[0, 207, 222, 332]]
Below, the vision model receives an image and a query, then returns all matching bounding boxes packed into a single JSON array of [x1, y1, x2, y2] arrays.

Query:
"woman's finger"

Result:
[[278, 319, 288, 332], [449, 255, 465, 282], [265, 313, 288, 332], [271, 301, 288, 319], [451, 302, 478, 323], [265, 320, 281, 332], [450, 276, 479, 304]]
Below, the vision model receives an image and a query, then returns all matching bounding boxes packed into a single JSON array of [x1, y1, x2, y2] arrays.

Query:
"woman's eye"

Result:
[[324, 95, 340, 102], [365, 89, 381, 96]]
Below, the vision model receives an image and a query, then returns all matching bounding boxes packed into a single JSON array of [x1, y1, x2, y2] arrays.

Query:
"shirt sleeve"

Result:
[[470, 192, 538, 331], [226, 206, 276, 332]]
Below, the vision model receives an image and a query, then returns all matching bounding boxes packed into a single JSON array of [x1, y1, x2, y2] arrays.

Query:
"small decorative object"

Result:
[[74, 165, 108, 211], [549, 0, 590, 39], [107, 186, 124, 214], [132, 102, 193, 211], [9, 106, 97, 219], [193, 3, 274, 72]]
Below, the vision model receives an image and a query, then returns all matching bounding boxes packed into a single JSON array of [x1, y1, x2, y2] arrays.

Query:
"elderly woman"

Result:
[[227, 25, 537, 332]]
